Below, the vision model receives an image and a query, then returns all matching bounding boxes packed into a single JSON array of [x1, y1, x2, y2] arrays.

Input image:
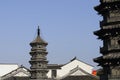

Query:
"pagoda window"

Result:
[[41, 72, 45, 77], [37, 63, 42, 68], [118, 40, 120, 45], [112, 68, 120, 76], [39, 64, 41, 67], [37, 72, 41, 78]]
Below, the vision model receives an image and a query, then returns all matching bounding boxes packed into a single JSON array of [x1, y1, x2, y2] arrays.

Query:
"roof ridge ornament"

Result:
[[70, 56, 77, 62]]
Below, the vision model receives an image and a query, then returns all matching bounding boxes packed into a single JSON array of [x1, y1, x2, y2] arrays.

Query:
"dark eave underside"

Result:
[[94, 1, 120, 12], [94, 53, 120, 63], [94, 28, 120, 37]]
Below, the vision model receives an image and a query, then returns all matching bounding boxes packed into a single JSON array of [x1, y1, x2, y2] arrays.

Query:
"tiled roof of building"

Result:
[[3, 77, 29, 80], [61, 75, 99, 80]]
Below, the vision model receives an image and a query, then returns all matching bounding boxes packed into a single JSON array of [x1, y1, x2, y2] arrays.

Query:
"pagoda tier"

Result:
[[29, 27, 48, 80]]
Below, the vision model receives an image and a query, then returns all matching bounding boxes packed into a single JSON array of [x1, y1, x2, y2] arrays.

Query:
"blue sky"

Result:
[[0, 0, 101, 68]]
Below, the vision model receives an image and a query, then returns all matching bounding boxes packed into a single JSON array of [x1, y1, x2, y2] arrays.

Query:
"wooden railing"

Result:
[[109, 75, 120, 79]]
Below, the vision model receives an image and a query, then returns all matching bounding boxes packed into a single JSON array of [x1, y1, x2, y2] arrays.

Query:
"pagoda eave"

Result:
[[94, 30, 106, 39], [30, 69, 48, 72], [94, 1, 120, 14], [29, 60, 48, 63], [93, 56, 103, 63], [94, 54, 120, 64], [101, 0, 120, 3], [94, 28, 120, 39], [30, 51, 48, 55], [30, 42, 48, 47]]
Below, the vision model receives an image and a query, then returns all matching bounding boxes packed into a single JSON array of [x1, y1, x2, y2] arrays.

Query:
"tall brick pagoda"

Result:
[[29, 27, 48, 80], [94, 0, 120, 80]]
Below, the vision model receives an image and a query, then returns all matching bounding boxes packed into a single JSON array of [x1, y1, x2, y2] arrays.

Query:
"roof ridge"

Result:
[[63, 57, 94, 67]]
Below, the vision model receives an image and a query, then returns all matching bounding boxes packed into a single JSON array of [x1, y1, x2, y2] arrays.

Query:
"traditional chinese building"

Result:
[[0, 58, 98, 80], [94, 0, 120, 80]]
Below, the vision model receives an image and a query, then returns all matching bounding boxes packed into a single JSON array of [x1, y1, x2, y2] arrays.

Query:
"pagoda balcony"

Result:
[[30, 66, 47, 69], [100, 17, 120, 27], [100, 46, 120, 53], [107, 17, 120, 23], [31, 57, 47, 60], [31, 48, 46, 51], [109, 75, 120, 79], [102, 0, 120, 3]]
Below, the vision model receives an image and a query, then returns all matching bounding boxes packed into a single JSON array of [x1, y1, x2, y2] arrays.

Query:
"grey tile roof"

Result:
[[4, 77, 29, 80], [61, 76, 99, 80], [30, 35, 48, 45]]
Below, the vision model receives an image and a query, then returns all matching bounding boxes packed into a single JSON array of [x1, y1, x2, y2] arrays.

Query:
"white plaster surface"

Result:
[[0, 64, 19, 76]]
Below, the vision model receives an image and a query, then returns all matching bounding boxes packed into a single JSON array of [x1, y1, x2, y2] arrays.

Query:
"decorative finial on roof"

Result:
[[71, 56, 77, 62], [37, 26, 40, 36], [20, 65, 24, 68]]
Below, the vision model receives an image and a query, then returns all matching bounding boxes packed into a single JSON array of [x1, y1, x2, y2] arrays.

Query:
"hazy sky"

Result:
[[0, 0, 101, 68]]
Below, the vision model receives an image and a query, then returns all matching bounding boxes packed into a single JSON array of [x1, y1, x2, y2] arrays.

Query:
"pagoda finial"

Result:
[[37, 26, 40, 36]]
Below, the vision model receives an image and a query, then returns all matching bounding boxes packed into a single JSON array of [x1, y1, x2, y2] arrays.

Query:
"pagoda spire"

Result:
[[37, 26, 40, 36]]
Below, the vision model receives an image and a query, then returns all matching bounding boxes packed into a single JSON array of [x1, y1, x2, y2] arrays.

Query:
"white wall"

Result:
[[47, 69, 52, 78], [0, 64, 19, 76]]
